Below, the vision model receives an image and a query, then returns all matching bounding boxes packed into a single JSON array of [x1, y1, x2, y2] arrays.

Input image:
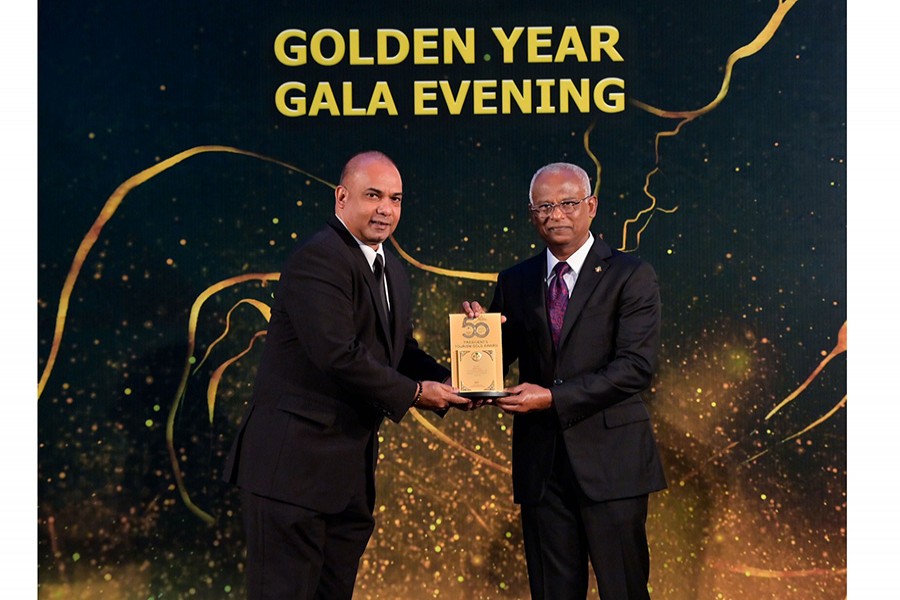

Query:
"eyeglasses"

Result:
[[528, 195, 592, 217]]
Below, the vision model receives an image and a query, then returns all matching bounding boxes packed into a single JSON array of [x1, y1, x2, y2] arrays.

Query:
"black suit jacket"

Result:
[[223, 216, 448, 512], [489, 236, 667, 504]]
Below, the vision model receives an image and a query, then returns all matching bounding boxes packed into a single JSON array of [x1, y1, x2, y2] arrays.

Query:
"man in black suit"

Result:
[[464, 162, 667, 599], [224, 151, 470, 599]]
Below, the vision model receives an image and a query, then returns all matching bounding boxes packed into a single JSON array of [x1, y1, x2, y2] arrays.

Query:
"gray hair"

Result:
[[528, 162, 592, 202]]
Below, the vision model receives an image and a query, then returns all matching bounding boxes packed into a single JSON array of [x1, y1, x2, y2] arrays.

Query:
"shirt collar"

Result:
[[335, 214, 384, 270], [546, 233, 594, 281]]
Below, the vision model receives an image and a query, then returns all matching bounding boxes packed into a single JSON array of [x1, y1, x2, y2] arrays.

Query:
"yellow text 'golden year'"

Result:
[[273, 25, 626, 117]]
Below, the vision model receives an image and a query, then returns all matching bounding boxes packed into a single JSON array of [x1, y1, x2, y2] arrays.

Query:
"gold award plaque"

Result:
[[449, 313, 507, 398]]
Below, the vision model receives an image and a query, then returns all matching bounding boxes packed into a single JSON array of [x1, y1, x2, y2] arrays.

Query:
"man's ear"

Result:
[[335, 185, 348, 209], [587, 195, 598, 218]]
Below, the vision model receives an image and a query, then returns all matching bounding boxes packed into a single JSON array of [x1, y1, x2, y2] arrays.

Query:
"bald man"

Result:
[[224, 151, 469, 599]]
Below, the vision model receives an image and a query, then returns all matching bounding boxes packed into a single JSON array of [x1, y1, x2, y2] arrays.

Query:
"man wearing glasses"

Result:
[[464, 162, 667, 599]]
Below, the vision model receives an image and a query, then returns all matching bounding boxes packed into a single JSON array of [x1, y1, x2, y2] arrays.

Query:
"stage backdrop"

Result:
[[38, 1, 846, 598]]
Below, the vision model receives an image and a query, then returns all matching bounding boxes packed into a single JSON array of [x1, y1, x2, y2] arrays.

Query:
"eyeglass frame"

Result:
[[528, 194, 593, 218]]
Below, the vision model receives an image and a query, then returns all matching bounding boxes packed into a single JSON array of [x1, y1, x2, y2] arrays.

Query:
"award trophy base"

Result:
[[459, 390, 510, 399]]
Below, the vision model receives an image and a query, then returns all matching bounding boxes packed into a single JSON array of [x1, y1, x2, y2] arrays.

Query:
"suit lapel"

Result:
[[558, 238, 612, 351], [525, 253, 555, 368], [327, 216, 396, 361], [370, 261, 394, 358], [384, 251, 405, 362]]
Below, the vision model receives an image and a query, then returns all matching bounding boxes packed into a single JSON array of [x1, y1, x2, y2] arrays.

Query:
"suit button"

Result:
[[553, 378, 563, 386]]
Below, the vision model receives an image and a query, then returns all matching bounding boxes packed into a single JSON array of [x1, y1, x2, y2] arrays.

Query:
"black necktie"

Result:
[[373, 254, 390, 324]]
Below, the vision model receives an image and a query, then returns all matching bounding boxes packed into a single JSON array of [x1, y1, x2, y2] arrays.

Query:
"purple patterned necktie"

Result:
[[547, 262, 571, 348]]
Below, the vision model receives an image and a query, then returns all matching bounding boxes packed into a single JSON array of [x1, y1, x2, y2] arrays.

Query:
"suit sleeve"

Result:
[[552, 261, 661, 427], [391, 254, 451, 384], [397, 336, 450, 384], [283, 241, 420, 422]]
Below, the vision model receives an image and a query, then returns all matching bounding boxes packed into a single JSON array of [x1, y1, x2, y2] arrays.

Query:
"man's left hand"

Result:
[[494, 383, 553, 413]]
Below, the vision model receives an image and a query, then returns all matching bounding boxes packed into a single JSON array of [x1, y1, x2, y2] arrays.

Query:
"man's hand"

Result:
[[415, 380, 472, 411], [461, 300, 506, 322], [494, 383, 553, 413], [461, 300, 484, 318]]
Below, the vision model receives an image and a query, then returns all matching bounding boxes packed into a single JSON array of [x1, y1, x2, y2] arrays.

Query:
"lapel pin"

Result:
[[594, 266, 602, 272]]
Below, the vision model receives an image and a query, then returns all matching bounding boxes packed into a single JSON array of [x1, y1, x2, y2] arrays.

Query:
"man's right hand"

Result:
[[461, 300, 484, 318], [415, 381, 472, 411], [461, 300, 505, 322]]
